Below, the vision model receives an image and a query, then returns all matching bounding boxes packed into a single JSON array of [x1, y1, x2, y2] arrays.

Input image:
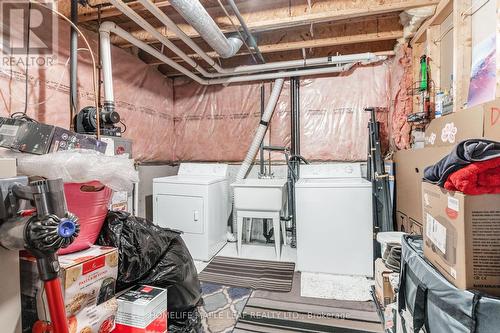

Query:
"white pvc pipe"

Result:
[[100, 28, 114, 105], [135, 0, 381, 77], [99, 22, 383, 89], [168, 0, 244, 58], [100, 22, 207, 85], [108, 0, 202, 72]]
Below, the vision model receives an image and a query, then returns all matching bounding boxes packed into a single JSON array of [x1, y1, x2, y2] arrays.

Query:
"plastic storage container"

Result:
[[59, 181, 112, 255], [376, 231, 406, 256]]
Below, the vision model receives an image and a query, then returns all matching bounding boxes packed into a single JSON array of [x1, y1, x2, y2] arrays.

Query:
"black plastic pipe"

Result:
[[70, 0, 78, 125], [259, 84, 265, 176], [290, 77, 301, 248]]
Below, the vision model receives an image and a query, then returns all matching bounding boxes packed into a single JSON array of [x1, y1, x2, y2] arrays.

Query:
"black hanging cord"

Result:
[[119, 120, 127, 133]]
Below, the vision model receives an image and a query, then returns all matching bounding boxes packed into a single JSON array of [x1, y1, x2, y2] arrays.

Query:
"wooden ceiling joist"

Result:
[[75, 0, 438, 37], [155, 40, 398, 76], [133, 14, 402, 65], [101, 0, 438, 46], [55, 0, 437, 77]]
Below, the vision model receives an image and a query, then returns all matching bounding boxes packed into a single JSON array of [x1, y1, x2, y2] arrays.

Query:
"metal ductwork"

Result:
[[168, 0, 244, 58]]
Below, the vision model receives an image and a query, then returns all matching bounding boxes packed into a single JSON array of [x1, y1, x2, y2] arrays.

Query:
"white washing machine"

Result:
[[296, 163, 373, 277], [153, 163, 230, 261]]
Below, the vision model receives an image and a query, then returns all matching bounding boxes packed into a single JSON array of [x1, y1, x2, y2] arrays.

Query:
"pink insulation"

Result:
[[0, 5, 412, 163], [0, 5, 175, 161], [174, 64, 391, 162], [388, 44, 413, 150]]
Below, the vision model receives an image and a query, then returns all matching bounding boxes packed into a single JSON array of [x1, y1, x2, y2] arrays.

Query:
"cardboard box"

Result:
[[394, 147, 451, 224], [424, 99, 500, 147], [20, 246, 119, 333], [109, 191, 130, 212], [0, 160, 21, 333], [114, 285, 168, 333], [0, 158, 16, 178], [409, 219, 423, 236], [422, 182, 500, 296], [375, 258, 396, 306]]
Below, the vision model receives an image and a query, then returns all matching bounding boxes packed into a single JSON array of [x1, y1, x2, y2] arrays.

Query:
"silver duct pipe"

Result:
[[168, 0, 244, 58], [99, 22, 382, 89], [226, 0, 266, 63], [123, 0, 382, 77]]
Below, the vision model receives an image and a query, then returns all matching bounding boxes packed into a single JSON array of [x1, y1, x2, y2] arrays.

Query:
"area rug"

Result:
[[199, 282, 251, 333], [234, 273, 383, 333], [198, 256, 295, 292], [300, 272, 374, 302]]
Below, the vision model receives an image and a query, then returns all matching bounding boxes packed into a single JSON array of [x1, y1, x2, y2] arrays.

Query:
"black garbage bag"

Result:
[[168, 307, 203, 333], [97, 211, 202, 313]]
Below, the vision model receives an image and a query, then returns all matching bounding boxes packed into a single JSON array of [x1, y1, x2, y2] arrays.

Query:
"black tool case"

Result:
[[399, 235, 500, 333]]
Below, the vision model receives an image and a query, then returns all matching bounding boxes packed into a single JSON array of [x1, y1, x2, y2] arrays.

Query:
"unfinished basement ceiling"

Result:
[[60, 0, 439, 77]]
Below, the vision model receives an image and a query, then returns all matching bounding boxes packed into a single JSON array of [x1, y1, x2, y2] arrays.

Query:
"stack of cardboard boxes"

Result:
[[395, 99, 500, 296], [20, 246, 119, 333], [395, 99, 500, 233]]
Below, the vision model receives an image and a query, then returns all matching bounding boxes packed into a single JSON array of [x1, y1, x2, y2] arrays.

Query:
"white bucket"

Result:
[[376, 231, 406, 256]]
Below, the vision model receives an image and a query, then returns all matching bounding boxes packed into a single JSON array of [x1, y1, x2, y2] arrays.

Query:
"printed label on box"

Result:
[[426, 213, 447, 254]]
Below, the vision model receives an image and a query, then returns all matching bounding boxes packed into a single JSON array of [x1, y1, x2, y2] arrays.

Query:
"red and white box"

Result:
[[20, 246, 119, 333], [113, 285, 168, 333]]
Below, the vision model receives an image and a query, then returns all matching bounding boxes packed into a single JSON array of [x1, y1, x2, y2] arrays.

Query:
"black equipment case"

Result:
[[398, 235, 500, 333]]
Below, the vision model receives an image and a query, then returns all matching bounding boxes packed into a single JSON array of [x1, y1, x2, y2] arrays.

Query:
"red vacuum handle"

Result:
[[44, 279, 69, 333]]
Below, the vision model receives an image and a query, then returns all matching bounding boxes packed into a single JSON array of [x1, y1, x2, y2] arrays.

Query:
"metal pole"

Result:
[[259, 84, 265, 176], [226, 0, 266, 64], [70, 0, 78, 129], [290, 77, 300, 248]]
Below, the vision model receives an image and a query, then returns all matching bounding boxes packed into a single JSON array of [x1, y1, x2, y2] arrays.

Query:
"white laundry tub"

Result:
[[231, 178, 287, 212]]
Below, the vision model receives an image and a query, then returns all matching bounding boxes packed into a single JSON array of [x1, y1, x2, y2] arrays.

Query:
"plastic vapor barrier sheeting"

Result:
[[0, 5, 413, 163], [174, 63, 392, 162], [0, 4, 175, 162]]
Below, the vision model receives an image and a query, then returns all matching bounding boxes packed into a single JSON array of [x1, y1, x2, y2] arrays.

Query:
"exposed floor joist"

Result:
[[155, 40, 398, 77], [92, 0, 438, 44], [136, 14, 402, 65], [56, 0, 434, 78]]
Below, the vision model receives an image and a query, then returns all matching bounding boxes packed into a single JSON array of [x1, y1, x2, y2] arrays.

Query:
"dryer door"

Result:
[[155, 194, 204, 234]]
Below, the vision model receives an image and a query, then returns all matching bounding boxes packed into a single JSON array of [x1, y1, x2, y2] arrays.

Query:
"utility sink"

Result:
[[231, 178, 288, 212]]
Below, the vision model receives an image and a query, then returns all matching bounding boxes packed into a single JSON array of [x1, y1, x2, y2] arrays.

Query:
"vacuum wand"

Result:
[[0, 179, 79, 333]]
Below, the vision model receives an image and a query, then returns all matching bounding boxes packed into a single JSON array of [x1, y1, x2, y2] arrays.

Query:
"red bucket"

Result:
[[59, 181, 113, 255]]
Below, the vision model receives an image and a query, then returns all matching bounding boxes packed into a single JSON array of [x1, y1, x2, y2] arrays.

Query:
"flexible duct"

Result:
[[226, 0, 265, 63], [168, 0, 244, 58], [230, 78, 285, 236], [99, 22, 383, 90], [130, 0, 382, 77], [236, 78, 284, 180]]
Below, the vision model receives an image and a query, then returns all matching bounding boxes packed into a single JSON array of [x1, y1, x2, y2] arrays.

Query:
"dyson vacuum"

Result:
[[0, 177, 79, 333]]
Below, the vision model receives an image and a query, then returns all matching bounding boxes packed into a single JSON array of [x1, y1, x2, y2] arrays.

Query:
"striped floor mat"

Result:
[[234, 273, 383, 333], [198, 256, 295, 292], [235, 308, 382, 333]]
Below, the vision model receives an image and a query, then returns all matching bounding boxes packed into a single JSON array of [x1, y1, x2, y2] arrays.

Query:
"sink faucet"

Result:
[[259, 145, 290, 179]]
